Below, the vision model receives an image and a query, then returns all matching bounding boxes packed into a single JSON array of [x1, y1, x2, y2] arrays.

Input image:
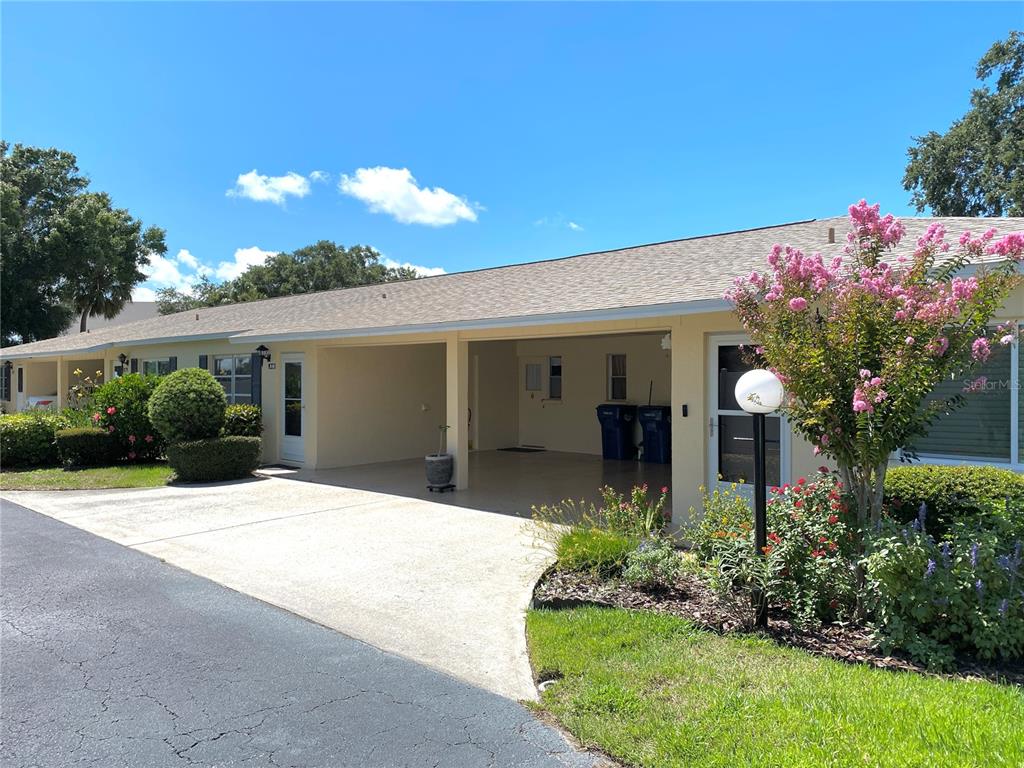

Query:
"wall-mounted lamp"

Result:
[[117, 353, 128, 366], [255, 345, 271, 365], [3, 360, 12, 371]]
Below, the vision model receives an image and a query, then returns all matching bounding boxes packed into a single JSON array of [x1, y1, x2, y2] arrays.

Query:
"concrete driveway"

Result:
[[1, 475, 554, 701]]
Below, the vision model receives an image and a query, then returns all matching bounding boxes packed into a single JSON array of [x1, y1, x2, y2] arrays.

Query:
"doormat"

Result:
[[499, 446, 546, 453], [258, 463, 301, 471]]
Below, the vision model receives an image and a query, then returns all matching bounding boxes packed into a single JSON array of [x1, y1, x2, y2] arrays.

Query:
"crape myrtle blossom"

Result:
[[726, 199, 1024, 529]]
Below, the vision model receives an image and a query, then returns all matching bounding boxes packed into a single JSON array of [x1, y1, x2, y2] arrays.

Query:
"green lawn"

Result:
[[0, 463, 173, 490], [527, 607, 1024, 768]]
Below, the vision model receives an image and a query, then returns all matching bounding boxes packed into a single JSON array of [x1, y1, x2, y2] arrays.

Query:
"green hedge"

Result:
[[885, 465, 1024, 535], [148, 368, 227, 444], [0, 411, 73, 467], [222, 404, 262, 437], [55, 427, 113, 469], [166, 436, 261, 482]]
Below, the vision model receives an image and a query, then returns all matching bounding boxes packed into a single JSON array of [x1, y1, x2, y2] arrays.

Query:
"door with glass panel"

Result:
[[281, 354, 304, 463], [707, 338, 786, 493]]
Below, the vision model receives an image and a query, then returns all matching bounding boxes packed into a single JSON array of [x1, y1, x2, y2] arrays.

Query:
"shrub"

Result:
[[148, 368, 227, 443], [601, 484, 670, 538], [92, 374, 163, 462], [166, 436, 261, 482], [623, 538, 682, 589], [885, 465, 1024, 536], [222, 404, 262, 437], [0, 410, 72, 467], [55, 427, 113, 469], [556, 528, 639, 577], [689, 473, 861, 627], [864, 514, 1023, 669]]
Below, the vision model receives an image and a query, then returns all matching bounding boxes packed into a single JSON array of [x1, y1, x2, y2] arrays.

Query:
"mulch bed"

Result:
[[533, 568, 1024, 687]]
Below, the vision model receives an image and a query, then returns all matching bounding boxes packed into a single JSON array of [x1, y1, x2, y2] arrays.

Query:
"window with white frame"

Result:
[[607, 354, 627, 401], [549, 356, 562, 400], [908, 325, 1020, 468], [213, 355, 252, 403], [142, 358, 173, 376]]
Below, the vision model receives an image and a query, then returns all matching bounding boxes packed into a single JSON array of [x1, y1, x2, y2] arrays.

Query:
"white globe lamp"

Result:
[[735, 369, 784, 414]]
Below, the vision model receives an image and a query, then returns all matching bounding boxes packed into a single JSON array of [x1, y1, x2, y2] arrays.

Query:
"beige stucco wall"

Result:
[[512, 332, 671, 455], [24, 361, 57, 399], [316, 343, 446, 469], [469, 341, 517, 451]]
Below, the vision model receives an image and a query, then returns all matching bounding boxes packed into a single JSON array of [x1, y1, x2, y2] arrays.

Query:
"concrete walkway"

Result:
[[2, 475, 555, 701], [2, 502, 598, 768]]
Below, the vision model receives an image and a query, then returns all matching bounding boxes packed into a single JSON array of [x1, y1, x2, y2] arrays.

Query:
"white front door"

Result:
[[707, 336, 788, 493], [518, 356, 548, 448], [281, 354, 305, 463], [15, 366, 25, 411]]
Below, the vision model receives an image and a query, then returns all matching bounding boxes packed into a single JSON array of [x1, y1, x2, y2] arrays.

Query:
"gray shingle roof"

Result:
[[4, 215, 1022, 358]]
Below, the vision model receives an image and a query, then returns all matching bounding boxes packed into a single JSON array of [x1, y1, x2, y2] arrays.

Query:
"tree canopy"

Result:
[[1, 142, 163, 345], [903, 32, 1024, 216], [156, 241, 419, 315]]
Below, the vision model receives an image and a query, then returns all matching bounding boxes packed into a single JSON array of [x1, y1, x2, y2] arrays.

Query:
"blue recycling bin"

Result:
[[596, 404, 637, 460], [638, 405, 671, 464]]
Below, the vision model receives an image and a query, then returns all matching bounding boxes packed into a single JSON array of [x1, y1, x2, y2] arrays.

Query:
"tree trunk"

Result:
[[837, 459, 889, 620], [79, 308, 90, 333]]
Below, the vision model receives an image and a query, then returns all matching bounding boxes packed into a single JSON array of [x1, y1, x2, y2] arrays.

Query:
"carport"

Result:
[[306, 329, 673, 518]]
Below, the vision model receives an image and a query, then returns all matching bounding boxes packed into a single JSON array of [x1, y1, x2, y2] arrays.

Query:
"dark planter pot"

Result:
[[425, 453, 454, 488]]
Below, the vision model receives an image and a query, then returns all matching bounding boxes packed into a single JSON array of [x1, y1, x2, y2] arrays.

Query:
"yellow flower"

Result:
[[73, 368, 83, 376]]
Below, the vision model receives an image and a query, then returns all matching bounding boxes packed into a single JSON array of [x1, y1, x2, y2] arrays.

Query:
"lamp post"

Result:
[[734, 368, 784, 628]]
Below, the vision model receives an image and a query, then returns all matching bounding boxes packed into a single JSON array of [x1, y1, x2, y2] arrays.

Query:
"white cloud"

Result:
[[381, 257, 446, 278], [227, 169, 311, 205], [309, 170, 330, 183], [535, 215, 584, 232], [142, 249, 194, 292], [176, 248, 200, 269], [132, 285, 158, 302], [214, 246, 279, 281], [339, 166, 478, 226]]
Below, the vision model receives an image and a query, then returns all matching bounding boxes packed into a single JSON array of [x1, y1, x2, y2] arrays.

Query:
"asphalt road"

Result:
[[0, 501, 596, 768]]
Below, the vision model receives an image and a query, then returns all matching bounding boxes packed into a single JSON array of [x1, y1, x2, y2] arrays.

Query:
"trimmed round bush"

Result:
[[148, 368, 227, 444], [222, 404, 263, 437], [55, 427, 113, 469], [92, 374, 163, 461], [0, 410, 73, 467], [166, 436, 261, 482], [885, 465, 1024, 535]]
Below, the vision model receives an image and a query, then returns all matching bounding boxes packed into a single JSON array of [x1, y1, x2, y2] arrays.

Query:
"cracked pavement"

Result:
[[0, 502, 600, 768]]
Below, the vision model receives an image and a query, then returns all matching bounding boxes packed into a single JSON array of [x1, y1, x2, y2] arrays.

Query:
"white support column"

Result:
[[55, 356, 65, 410], [446, 333, 470, 490]]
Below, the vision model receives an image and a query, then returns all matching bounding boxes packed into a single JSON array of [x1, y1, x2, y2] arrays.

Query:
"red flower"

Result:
[[829, 542, 838, 551], [660, 486, 669, 494], [762, 545, 773, 555], [91, 412, 101, 422], [794, 500, 804, 508], [144, 435, 154, 443], [127, 451, 136, 460], [819, 535, 828, 543], [829, 598, 839, 609], [106, 406, 116, 415], [811, 549, 825, 558], [828, 514, 839, 524], [817, 466, 830, 474], [767, 532, 781, 544], [797, 477, 806, 485]]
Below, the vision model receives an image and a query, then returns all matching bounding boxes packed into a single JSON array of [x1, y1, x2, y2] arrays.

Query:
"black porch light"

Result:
[[734, 368, 785, 628], [255, 345, 271, 364], [118, 353, 128, 366]]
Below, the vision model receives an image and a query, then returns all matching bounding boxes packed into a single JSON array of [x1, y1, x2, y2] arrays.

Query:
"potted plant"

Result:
[[425, 424, 454, 490]]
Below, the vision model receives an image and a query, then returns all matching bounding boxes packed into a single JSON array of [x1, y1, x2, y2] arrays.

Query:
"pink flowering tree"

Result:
[[726, 201, 1024, 532]]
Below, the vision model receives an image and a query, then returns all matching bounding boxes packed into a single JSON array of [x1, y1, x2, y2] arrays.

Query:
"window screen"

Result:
[[608, 354, 627, 400], [911, 342, 1012, 461], [549, 356, 562, 400]]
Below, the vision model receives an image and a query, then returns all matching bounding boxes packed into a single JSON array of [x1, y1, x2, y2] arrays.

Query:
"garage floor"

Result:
[[277, 449, 673, 519]]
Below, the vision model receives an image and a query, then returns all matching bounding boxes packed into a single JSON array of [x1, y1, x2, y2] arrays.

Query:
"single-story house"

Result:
[[2, 215, 1022, 522]]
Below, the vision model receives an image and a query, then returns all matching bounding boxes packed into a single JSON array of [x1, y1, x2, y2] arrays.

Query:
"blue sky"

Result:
[[2, 2, 1019, 299]]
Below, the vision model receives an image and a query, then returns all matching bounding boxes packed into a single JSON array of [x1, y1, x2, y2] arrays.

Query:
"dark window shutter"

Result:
[[17, 367, 24, 392], [168, 356, 177, 372], [1, 365, 10, 401], [250, 352, 262, 407], [130, 358, 139, 374], [198, 354, 208, 371]]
